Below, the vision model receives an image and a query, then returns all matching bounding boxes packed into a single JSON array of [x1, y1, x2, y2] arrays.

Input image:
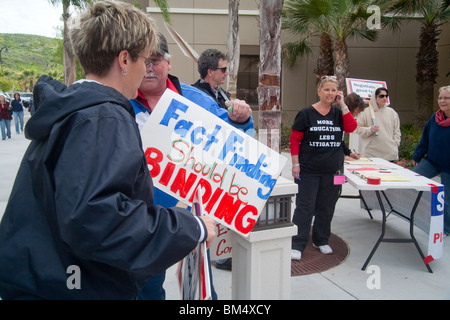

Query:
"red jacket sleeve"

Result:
[[343, 112, 357, 133], [290, 129, 304, 155]]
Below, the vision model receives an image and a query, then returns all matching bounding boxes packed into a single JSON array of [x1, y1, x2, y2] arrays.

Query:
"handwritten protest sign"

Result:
[[210, 223, 232, 260], [141, 90, 287, 237], [346, 78, 389, 104]]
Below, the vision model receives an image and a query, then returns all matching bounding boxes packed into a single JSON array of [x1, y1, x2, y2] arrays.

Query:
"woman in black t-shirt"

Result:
[[289, 76, 357, 260]]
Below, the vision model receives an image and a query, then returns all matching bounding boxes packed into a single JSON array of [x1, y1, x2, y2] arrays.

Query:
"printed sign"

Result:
[[427, 184, 444, 260], [141, 90, 287, 236], [346, 78, 389, 104]]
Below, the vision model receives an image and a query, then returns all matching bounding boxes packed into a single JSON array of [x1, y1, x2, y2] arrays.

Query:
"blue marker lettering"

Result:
[[159, 100, 188, 126]]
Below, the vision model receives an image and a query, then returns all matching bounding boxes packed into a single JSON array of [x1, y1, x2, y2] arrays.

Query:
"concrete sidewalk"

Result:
[[1, 114, 449, 300]]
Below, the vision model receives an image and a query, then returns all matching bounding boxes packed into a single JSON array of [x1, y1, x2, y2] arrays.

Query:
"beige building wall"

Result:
[[129, 0, 450, 128]]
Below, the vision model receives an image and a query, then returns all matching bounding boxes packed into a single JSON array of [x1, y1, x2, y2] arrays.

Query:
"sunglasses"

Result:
[[215, 67, 228, 73], [378, 94, 389, 99]]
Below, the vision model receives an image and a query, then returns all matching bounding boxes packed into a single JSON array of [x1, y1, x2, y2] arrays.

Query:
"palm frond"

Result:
[[153, 0, 172, 25]]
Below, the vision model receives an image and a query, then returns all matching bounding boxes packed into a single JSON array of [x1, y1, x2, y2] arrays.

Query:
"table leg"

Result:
[[362, 191, 386, 270], [408, 191, 433, 273], [361, 190, 433, 273]]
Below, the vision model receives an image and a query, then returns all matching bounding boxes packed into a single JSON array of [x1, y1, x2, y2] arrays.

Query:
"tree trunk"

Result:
[[63, 2, 77, 86], [227, 0, 240, 99], [258, 0, 284, 152], [313, 33, 334, 86], [333, 38, 350, 94], [414, 22, 440, 128]]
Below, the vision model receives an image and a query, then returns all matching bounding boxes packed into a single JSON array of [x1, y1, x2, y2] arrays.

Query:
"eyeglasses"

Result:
[[215, 67, 228, 73], [139, 56, 154, 69], [437, 97, 450, 101], [378, 94, 389, 99]]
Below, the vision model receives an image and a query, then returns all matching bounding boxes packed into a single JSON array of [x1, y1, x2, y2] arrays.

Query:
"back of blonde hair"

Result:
[[70, 0, 157, 76]]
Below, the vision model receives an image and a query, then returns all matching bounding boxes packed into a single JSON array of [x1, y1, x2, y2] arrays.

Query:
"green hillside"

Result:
[[0, 33, 64, 92]]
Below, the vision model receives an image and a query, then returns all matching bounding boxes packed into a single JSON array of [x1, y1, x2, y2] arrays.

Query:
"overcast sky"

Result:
[[1, 0, 63, 38]]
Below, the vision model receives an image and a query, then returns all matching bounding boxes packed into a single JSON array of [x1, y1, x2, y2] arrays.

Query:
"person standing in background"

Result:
[[413, 85, 450, 237], [354, 87, 401, 162], [290, 76, 357, 261], [342, 92, 367, 160], [0, 94, 12, 140], [192, 48, 254, 270], [193, 48, 254, 137], [10, 93, 25, 134], [131, 33, 228, 299]]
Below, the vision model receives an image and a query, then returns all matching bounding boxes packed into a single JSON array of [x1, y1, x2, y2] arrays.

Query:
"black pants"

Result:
[[292, 173, 341, 252]]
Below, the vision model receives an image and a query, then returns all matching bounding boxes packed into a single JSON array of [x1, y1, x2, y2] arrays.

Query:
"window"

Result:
[[237, 55, 259, 107]]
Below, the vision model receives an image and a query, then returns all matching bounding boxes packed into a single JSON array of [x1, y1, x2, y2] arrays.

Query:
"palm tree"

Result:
[[283, 0, 383, 93], [48, 0, 93, 86], [227, 0, 240, 100], [258, 0, 284, 152], [386, 0, 450, 127], [282, 1, 334, 85], [151, 0, 171, 24]]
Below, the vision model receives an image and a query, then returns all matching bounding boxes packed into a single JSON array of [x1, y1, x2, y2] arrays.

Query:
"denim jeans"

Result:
[[12, 111, 24, 133], [0, 119, 11, 139], [414, 158, 450, 234]]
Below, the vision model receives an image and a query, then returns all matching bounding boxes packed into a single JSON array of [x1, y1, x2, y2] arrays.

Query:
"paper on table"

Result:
[[351, 170, 411, 182]]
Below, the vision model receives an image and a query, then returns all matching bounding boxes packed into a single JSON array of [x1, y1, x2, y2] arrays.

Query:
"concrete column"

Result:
[[231, 224, 297, 300]]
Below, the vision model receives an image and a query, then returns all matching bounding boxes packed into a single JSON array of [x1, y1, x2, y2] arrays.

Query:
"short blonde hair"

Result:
[[438, 85, 450, 94], [70, 0, 157, 76]]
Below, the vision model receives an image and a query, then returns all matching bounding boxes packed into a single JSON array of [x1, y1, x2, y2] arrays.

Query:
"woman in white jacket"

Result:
[[355, 87, 401, 162]]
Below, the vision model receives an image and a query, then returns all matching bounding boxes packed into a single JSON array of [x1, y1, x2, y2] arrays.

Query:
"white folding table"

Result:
[[344, 158, 444, 273]]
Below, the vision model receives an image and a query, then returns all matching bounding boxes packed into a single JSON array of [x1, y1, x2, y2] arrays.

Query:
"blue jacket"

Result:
[[0, 76, 204, 299], [131, 74, 254, 136], [413, 112, 450, 174]]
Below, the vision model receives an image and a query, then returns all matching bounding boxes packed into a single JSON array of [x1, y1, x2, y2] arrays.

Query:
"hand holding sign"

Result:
[[225, 99, 252, 124], [200, 215, 216, 249]]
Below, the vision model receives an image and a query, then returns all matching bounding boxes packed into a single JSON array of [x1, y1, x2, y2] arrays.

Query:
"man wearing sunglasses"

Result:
[[193, 49, 254, 136]]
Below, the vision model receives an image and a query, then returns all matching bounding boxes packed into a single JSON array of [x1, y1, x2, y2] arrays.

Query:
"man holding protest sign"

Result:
[[131, 33, 256, 299], [193, 49, 254, 137]]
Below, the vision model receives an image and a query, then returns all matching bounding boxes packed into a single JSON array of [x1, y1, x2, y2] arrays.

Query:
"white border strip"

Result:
[[147, 7, 259, 16]]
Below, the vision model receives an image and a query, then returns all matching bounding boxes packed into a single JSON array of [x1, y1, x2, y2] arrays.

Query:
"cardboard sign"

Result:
[[210, 223, 232, 260], [346, 78, 389, 104], [141, 90, 287, 236]]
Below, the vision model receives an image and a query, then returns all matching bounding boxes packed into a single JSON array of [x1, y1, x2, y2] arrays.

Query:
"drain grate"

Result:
[[291, 233, 349, 276]]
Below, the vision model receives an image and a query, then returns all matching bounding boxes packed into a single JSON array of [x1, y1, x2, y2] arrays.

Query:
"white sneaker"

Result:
[[291, 250, 302, 260], [313, 244, 333, 254]]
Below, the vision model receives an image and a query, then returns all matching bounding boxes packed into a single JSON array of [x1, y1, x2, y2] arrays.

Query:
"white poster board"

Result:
[[346, 78, 389, 104], [141, 90, 287, 237]]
